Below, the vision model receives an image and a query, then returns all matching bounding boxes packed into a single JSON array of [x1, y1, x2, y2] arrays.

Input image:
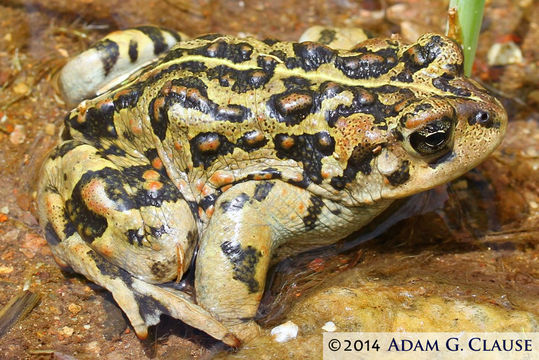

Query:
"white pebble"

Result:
[[487, 42, 523, 66], [271, 320, 298, 343], [322, 321, 336, 332]]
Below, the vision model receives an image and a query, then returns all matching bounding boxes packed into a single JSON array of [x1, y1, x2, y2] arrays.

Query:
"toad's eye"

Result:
[[409, 117, 454, 156]]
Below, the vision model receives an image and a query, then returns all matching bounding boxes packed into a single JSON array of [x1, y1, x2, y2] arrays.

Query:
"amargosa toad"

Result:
[[38, 26, 507, 346]]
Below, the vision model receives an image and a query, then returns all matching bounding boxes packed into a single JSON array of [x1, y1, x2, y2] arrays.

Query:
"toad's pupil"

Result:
[[426, 131, 448, 148]]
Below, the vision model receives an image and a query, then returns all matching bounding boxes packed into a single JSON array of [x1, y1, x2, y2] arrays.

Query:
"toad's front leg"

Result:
[[195, 180, 343, 341]]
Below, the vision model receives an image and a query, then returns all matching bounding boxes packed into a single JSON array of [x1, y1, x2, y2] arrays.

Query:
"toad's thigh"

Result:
[[38, 140, 197, 284]]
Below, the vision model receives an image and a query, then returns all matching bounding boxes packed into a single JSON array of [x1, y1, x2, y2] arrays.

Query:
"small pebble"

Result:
[[20, 233, 47, 258], [9, 124, 25, 144], [44, 123, 56, 136], [68, 303, 82, 315], [487, 42, 523, 66], [321, 321, 336, 332], [13, 82, 29, 95], [61, 326, 74, 337], [0, 265, 14, 274], [85, 341, 99, 353], [270, 320, 298, 343]]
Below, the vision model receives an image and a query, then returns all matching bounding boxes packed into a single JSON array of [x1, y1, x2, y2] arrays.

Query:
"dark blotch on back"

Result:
[[206, 65, 271, 93], [324, 84, 401, 127], [67, 170, 123, 243], [288, 42, 336, 71], [274, 133, 334, 184], [191, 40, 253, 63], [270, 90, 314, 126], [190, 132, 235, 169], [432, 77, 471, 97], [237, 130, 268, 152], [334, 45, 398, 79], [69, 102, 118, 140]]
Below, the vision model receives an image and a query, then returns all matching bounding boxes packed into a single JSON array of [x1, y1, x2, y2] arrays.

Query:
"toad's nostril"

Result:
[[468, 110, 493, 128]]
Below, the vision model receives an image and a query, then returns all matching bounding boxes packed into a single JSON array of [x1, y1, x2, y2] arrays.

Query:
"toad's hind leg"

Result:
[[299, 26, 373, 49], [58, 26, 189, 106], [38, 140, 238, 346]]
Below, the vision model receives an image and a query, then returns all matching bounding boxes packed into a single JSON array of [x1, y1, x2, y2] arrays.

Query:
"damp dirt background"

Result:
[[0, 0, 537, 359]]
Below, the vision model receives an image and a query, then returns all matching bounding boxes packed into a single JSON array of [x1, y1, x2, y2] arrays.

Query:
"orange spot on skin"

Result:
[[198, 137, 221, 152], [142, 169, 160, 180], [205, 205, 215, 218], [81, 179, 112, 216], [393, 100, 409, 112], [360, 53, 384, 64], [97, 98, 113, 110], [244, 130, 265, 145], [277, 93, 312, 115], [152, 157, 163, 170], [76, 104, 88, 120], [201, 185, 212, 196], [153, 97, 165, 122], [209, 171, 234, 187], [145, 181, 163, 191], [252, 172, 273, 180], [130, 117, 143, 134], [96, 243, 114, 257], [177, 179, 189, 192], [221, 184, 232, 192], [195, 179, 204, 192], [405, 111, 439, 129], [290, 173, 304, 183], [372, 145, 383, 155], [357, 89, 374, 105], [198, 207, 204, 218], [280, 136, 295, 150], [113, 89, 132, 100], [174, 141, 183, 151], [298, 203, 305, 211], [77, 112, 86, 124], [321, 170, 331, 179]]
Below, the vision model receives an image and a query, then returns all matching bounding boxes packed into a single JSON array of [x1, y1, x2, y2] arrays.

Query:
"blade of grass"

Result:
[[448, 0, 486, 76]]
